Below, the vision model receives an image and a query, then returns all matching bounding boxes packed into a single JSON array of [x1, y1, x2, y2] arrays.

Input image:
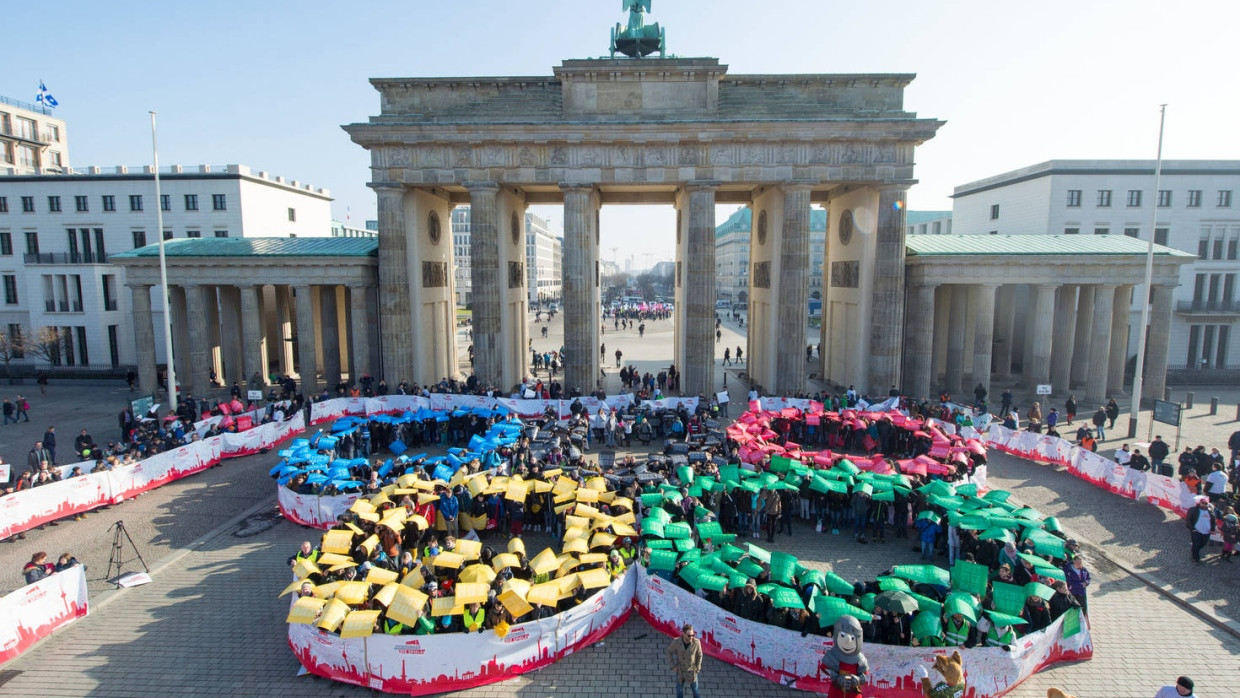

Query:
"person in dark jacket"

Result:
[[1091, 407, 1108, 441], [1149, 436, 1171, 476], [1128, 449, 1151, 472], [1187, 497, 1216, 563], [1104, 398, 1120, 430], [23, 551, 54, 585]]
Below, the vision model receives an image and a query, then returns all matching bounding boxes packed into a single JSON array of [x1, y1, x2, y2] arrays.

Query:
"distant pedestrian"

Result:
[[1105, 398, 1120, 430], [722, 348, 731, 366], [1091, 407, 1107, 441], [615, 349, 623, 368], [666, 623, 703, 698], [1064, 394, 1077, 424], [1154, 676, 1196, 698], [1186, 497, 1216, 563], [1063, 556, 1091, 613], [42, 426, 57, 464], [15, 395, 30, 422], [716, 329, 722, 344], [736, 346, 743, 364]]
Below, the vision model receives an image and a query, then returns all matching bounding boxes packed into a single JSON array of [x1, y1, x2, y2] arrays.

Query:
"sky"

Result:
[[6, 0, 1238, 269]]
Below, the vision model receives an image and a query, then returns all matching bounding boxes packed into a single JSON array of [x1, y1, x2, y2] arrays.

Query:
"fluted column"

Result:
[[320, 286, 341, 390], [372, 184, 412, 383], [1086, 284, 1116, 404], [219, 286, 243, 385], [868, 185, 909, 392], [993, 286, 1015, 380], [1107, 285, 1131, 395], [1070, 285, 1095, 387], [683, 184, 717, 395], [240, 284, 267, 387], [905, 282, 938, 399], [1144, 285, 1175, 402], [183, 284, 212, 395], [1051, 285, 1077, 394], [944, 286, 967, 394], [129, 284, 157, 394], [972, 283, 998, 398], [775, 185, 811, 394], [561, 185, 600, 395], [1028, 284, 1058, 389], [467, 183, 503, 389], [170, 285, 191, 389], [293, 284, 319, 395], [348, 284, 372, 382]]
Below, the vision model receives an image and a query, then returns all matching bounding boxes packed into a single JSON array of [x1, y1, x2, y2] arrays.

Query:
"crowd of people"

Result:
[[22, 550, 82, 585]]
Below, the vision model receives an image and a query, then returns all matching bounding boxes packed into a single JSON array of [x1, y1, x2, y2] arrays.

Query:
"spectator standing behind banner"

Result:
[[1186, 497, 1216, 563], [1150, 435, 1171, 476], [23, 552, 54, 585], [666, 623, 703, 698]]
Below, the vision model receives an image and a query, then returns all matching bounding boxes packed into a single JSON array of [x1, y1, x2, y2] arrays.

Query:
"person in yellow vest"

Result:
[[422, 537, 441, 566], [978, 612, 1017, 649], [616, 537, 637, 566], [288, 540, 320, 568], [606, 550, 627, 579], [381, 612, 406, 635], [464, 602, 486, 633], [943, 611, 976, 647]]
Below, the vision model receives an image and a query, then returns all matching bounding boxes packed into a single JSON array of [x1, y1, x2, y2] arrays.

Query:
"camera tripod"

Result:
[[107, 520, 150, 588]]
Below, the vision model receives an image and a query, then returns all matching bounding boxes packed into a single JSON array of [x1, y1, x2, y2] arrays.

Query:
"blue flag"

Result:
[[36, 80, 59, 109]]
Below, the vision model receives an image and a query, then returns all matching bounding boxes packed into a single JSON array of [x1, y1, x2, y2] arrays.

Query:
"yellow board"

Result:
[[431, 595, 464, 617], [334, 581, 371, 605], [340, 609, 381, 639], [612, 522, 638, 537], [553, 501, 575, 515], [366, 567, 399, 585], [287, 596, 327, 624], [373, 582, 400, 608], [542, 468, 563, 479], [316, 552, 352, 568], [564, 514, 590, 530], [591, 532, 617, 549], [417, 493, 439, 506], [315, 598, 350, 632], [491, 553, 520, 571], [533, 480, 553, 494], [321, 529, 355, 555], [432, 551, 465, 569], [562, 538, 589, 555], [577, 567, 612, 589], [454, 582, 488, 606], [507, 537, 526, 557], [555, 573, 581, 595], [528, 548, 560, 576], [579, 552, 608, 565], [597, 490, 616, 504], [526, 582, 562, 607], [553, 478, 576, 497], [358, 534, 380, 556], [498, 590, 533, 618], [562, 526, 588, 543], [574, 503, 601, 519], [505, 481, 530, 503], [279, 579, 311, 598], [407, 514, 429, 530], [386, 586, 429, 627], [467, 475, 487, 497], [349, 499, 377, 516], [455, 538, 482, 560], [458, 564, 497, 585], [293, 558, 322, 580], [585, 476, 608, 492], [313, 581, 343, 599], [357, 511, 380, 523]]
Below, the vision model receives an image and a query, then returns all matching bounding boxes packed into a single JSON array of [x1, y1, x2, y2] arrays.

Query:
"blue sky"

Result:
[[6, 0, 1237, 267]]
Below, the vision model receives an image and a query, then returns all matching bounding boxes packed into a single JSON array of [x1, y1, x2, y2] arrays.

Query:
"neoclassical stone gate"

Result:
[[345, 57, 942, 395]]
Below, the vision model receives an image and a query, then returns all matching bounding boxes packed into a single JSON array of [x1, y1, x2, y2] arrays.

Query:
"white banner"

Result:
[[277, 487, 360, 529], [633, 567, 1092, 696], [0, 565, 89, 664], [288, 568, 636, 695]]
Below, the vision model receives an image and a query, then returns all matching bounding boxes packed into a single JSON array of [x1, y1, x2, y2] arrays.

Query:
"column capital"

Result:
[[463, 181, 500, 193], [125, 282, 153, 291], [558, 183, 598, 194], [779, 181, 817, 193], [368, 182, 405, 192], [1034, 283, 1060, 292], [680, 181, 720, 194], [875, 182, 912, 195]]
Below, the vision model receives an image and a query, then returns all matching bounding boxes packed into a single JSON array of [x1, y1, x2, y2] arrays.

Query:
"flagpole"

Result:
[[1126, 104, 1167, 438], [150, 111, 179, 414]]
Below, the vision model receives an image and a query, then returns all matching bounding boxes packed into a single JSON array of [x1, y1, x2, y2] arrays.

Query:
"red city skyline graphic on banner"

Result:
[[0, 566, 90, 665]]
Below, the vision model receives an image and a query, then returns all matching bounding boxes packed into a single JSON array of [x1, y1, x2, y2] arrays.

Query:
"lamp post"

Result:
[[150, 112, 178, 414], [1127, 104, 1167, 438]]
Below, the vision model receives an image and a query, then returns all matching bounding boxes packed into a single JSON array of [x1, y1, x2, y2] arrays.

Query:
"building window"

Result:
[[132, 230, 147, 248], [0, 232, 11, 255], [48, 124, 60, 142], [75, 326, 88, 365], [1126, 190, 1142, 207], [1124, 227, 1139, 238], [102, 274, 118, 311], [2, 275, 16, 304], [214, 230, 229, 238], [47, 195, 61, 212], [16, 145, 37, 168], [1229, 229, 1239, 260], [1094, 227, 1109, 235], [0, 142, 11, 164], [1158, 190, 1172, 207], [49, 151, 62, 168], [1096, 190, 1112, 207], [1067, 190, 1081, 207], [21, 196, 35, 213], [212, 194, 227, 211], [108, 325, 120, 367], [129, 195, 143, 212], [102, 195, 116, 212], [990, 204, 1000, 220], [1155, 227, 1169, 246], [184, 194, 198, 211], [75, 195, 88, 212], [187, 229, 201, 238], [16, 117, 36, 140], [163, 229, 173, 241], [160, 194, 170, 211], [24, 232, 38, 254], [1220, 190, 1234, 208], [0, 197, 7, 213], [288, 207, 296, 222], [1188, 190, 1202, 207]]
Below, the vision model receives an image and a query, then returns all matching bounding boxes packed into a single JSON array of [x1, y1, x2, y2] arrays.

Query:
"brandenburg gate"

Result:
[[345, 36, 942, 396]]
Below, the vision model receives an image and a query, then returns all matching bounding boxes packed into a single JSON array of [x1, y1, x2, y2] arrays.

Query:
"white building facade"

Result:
[[953, 160, 1240, 375], [0, 95, 69, 175], [0, 164, 331, 371], [714, 206, 827, 305], [451, 206, 563, 307]]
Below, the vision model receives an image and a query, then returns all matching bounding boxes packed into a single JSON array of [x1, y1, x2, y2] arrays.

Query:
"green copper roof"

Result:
[[906, 234, 1195, 257], [110, 237, 378, 259]]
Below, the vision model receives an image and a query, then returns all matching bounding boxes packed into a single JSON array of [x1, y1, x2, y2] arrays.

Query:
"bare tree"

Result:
[[0, 325, 26, 380], [22, 326, 62, 364]]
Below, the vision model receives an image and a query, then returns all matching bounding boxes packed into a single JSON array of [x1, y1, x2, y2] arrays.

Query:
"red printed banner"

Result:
[[0, 566, 89, 664], [288, 568, 635, 695]]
